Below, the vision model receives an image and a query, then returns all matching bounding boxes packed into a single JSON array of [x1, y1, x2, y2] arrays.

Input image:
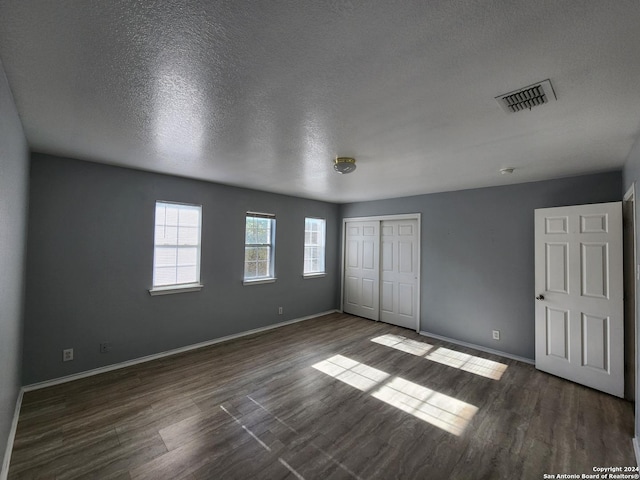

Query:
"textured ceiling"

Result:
[[1, 0, 640, 202]]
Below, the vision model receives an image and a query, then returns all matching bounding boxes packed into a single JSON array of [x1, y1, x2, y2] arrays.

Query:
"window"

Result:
[[150, 201, 203, 295], [304, 217, 326, 276], [244, 213, 276, 283]]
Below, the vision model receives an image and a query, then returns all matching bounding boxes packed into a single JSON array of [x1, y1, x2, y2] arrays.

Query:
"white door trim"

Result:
[[625, 184, 639, 443], [341, 213, 421, 332], [624, 184, 637, 401]]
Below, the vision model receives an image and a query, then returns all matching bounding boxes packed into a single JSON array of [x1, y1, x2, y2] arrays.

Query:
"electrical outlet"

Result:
[[278, 306, 283, 315], [100, 342, 112, 353], [63, 348, 74, 362], [492, 330, 500, 341]]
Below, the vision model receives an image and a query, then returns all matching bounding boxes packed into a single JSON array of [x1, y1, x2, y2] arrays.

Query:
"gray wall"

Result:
[[24, 154, 340, 384], [622, 135, 640, 441], [0, 60, 28, 467], [18, 153, 627, 379], [340, 172, 622, 360]]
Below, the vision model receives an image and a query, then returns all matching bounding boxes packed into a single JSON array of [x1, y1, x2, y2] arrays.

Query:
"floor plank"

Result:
[[8, 313, 636, 479]]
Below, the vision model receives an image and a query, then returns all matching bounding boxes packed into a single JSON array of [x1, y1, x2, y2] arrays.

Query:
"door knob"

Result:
[[536, 294, 545, 300]]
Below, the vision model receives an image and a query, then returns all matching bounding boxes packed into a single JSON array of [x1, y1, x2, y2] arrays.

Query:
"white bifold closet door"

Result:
[[343, 218, 419, 330], [344, 221, 380, 320]]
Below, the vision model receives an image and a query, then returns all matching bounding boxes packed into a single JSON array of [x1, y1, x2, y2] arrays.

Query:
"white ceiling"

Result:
[[1, 1, 639, 203]]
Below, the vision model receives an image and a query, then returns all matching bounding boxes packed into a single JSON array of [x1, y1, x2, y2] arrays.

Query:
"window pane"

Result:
[[256, 227, 269, 244], [245, 247, 257, 261], [244, 262, 255, 278], [155, 204, 166, 226], [154, 225, 178, 245], [177, 247, 197, 266], [179, 207, 200, 227], [317, 250, 325, 272], [164, 205, 179, 226], [154, 246, 177, 267], [257, 246, 269, 261], [154, 266, 177, 286], [176, 265, 197, 284], [178, 226, 199, 245], [257, 261, 268, 277], [245, 217, 256, 243]]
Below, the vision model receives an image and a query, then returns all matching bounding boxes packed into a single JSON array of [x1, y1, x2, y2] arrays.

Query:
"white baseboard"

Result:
[[24, 310, 337, 392], [634, 437, 640, 467], [419, 330, 535, 365], [1, 388, 23, 480]]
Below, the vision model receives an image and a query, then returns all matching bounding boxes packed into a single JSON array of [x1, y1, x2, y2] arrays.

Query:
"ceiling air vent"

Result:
[[495, 79, 556, 113]]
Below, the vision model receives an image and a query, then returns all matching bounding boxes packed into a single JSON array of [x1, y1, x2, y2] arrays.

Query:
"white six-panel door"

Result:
[[344, 221, 380, 320], [534, 202, 623, 397], [380, 220, 419, 329]]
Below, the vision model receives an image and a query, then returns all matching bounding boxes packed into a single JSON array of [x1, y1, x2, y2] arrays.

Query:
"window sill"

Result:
[[148, 284, 204, 296], [243, 278, 277, 286], [303, 273, 326, 279]]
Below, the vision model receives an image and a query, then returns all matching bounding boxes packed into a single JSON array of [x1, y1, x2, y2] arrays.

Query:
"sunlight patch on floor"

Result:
[[427, 347, 508, 380], [371, 334, 508, 380], [312, 354, 390, 391], [371, 334, 434, 356], [312, 354, 478, 435]]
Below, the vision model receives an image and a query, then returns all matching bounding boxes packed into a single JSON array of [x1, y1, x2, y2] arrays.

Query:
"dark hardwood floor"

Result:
[[8, 313, 636, 479]]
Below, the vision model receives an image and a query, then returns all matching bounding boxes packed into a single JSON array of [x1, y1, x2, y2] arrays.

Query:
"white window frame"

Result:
[[243, 212, 276, 285], [149, 201, 204, 296], [303, 217, 326, 278]]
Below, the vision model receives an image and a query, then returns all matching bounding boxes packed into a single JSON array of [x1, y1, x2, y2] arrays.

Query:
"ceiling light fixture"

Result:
[[334, 157, 357, 174], [500, 167, 515, 175]]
